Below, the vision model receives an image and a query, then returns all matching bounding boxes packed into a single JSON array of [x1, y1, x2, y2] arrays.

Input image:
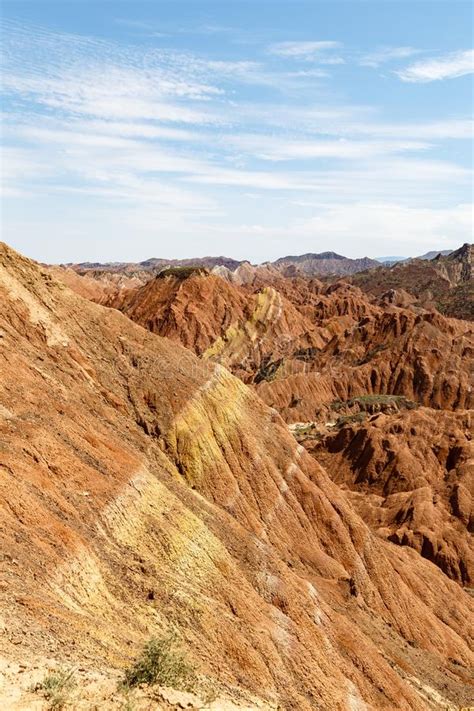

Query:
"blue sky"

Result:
[[1, 0, 473, 263]]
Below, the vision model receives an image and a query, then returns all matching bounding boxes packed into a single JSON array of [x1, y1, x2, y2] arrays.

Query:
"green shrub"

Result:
[[157, 266, 208, 279], [32, 669, 75, 710], [335, 412, 367, 429], [331, 394, 417, 413], [122, 632, 196, 691]]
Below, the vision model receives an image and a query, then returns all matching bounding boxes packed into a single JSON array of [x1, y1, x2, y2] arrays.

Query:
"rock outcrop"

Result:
[[351, 243, 473, 320], [307, 408, 473, 585]]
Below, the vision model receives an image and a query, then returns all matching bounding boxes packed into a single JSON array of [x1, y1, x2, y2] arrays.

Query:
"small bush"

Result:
[[354, 344, 388, 366], [157, 266, 208, 280], [331, 394, 417, 414], [335, 412, 367, 429], [32, 669, 75, 710], [122, 632, 196, 691]]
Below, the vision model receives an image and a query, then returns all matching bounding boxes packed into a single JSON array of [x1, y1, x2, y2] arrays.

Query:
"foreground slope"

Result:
[[1, 243, 473, 710]]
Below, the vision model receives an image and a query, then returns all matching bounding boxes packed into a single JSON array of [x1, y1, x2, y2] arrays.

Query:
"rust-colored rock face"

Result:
[[100, 267, 472, 420], [107, 271, 327, 384], [2, 242, 473, 709], [307, 408, 473, 585]]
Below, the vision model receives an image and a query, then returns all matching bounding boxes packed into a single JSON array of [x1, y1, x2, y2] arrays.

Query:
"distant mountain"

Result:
[[65, 248, 465, 283], [69, 251, 381, 278], [272, 252, 380, 276], [275, 251, 346, 262], [417, 249, 453, 260], [375, 256, 407, 264], [69, 255, 244, 273], [138, 255, 244, 271], [376, 250, 453, 265], [352, 243, 473, 320]]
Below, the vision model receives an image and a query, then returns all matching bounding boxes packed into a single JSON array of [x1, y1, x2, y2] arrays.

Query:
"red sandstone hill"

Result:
[[2, 241, 474, 709], [71, 268, 474, 590], [106, 270, 327, 384], [304, 407, 473, 586], [102, 268, 472, 419]]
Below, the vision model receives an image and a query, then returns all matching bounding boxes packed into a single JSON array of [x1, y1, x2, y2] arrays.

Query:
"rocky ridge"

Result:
[[350, 243, 473, 320]]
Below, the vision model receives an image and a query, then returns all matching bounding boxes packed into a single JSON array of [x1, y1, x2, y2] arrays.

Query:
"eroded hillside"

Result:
[[304, 407, 473, 586], [350, 243, 473, 321], [1, 242, 474, 709], [53, 261, 474, 585]]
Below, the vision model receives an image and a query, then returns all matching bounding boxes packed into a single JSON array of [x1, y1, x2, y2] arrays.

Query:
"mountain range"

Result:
[[66, 251, 381, 277]]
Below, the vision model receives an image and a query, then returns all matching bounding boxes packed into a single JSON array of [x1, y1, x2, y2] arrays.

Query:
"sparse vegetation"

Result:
[[334, 412, 367, 429], [32, 669, 75, 710], [157, 266, 208, 279], [253, 357, 283, 384], [122, 632, 197, 691], [331, 394, 417, 414], [291, 422, 315, 436], [354, 344, 388, 365]]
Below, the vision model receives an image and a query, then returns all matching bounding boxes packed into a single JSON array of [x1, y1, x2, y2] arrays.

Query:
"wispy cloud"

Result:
[[359, 46, 421, 68], [1, 17, 472, 261], [184, 157, 471, 203], [221, 202, 472, 258], [224, 135, 432, 161], [396, 49, 474, 82], [113, 18, 169, 37], [267, 40, 343, 60]]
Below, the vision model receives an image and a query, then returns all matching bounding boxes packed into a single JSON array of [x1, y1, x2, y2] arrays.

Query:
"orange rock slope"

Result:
[[53, 263, 474, 588], [306, 407, 473, 586], [1, 243, 474, 709], [95, 267, 472, 420]]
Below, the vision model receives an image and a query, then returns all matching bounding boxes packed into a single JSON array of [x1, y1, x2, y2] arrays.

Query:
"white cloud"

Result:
[[184, 157, 471, 204], [3, 109, 470, 210], [267, 40, 342, 60], [343, 119, 473, 140], [0, 146, 58, 198], [283, 69, 329, 79], [319, 56, 345, 66], [54, 180, 219, 213], [224, 135, 431, 161], [215, 203, 473, 259], [228, 102, 473, 140], [66, 120, 196, 141], [359, 46, 421, 68], [1, 19, 472, 263], [396, 49, 474, 82]]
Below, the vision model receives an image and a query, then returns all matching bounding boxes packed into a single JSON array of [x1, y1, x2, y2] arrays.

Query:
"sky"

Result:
[[1, 0, 473, 264]]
